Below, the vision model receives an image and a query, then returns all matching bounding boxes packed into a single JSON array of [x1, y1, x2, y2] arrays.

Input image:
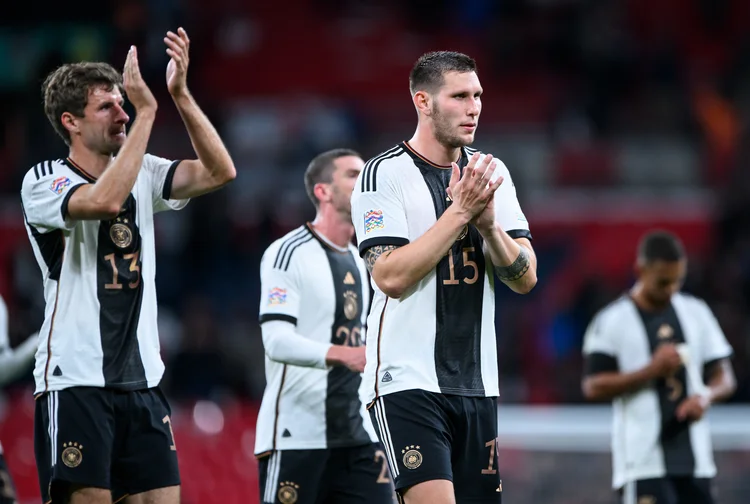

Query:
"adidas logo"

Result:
[[282, 429, 292, 438], [53, 366, 63, 377], [381, 372, 393, 383], [343, 271, 356, 285]]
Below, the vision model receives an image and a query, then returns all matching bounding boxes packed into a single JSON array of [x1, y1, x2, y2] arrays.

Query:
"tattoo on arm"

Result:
[[495, 247, 531, 282], [364, 245, 399, 274]]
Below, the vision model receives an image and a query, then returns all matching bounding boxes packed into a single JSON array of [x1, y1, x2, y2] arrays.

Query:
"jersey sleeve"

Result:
[[582, 311, 620, 375], [352, 163, 410, 257], [21, 163, 86, 232], [143, 154, 190, 213], [696, 300, 733, 365], [258, 244, 302, 325], [491, 159, 531, 240]]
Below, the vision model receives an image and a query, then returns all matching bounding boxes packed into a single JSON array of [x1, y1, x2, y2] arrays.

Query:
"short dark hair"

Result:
[[637, 231, 686, 263], [42, 62, 124, 145], [409, 51, 477, 95], [304, 148, 361, 208]]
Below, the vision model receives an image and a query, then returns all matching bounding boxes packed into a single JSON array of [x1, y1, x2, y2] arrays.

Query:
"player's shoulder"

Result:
[[261, 225, 317, 273], [21, 159, 82, 196], [673, 291, 712, 316], [22, 159, 72, 185], [465, 146, 512, 177], [357, 144, 411, 193], [141, 153, 177, 173], [590, 294, 633, 328]]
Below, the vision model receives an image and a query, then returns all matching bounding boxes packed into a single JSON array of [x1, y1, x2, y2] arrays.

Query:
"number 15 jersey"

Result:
[[351, 142, 531, 404], [20, 155, 189, 395]]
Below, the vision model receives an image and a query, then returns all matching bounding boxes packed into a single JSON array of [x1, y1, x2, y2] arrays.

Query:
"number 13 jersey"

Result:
[[351, 142, 532, 404], [20, 155, 189, 395]]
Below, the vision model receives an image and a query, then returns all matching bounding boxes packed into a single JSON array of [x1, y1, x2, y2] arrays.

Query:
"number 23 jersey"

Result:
[[351, 142, 531, 404], [20, 155, 189, 395]]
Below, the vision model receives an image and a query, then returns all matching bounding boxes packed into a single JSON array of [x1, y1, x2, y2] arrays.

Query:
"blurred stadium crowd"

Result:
[[1, 0, 749, 405]]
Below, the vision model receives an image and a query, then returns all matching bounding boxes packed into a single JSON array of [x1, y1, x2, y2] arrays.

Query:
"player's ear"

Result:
[[61, 112, 80, 136], [413, 90, 432, 116], [634, 259, 645, 279], [313, 182, 331, 205]]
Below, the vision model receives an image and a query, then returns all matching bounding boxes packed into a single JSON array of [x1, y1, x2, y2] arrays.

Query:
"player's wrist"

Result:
[[445, 204, 473, 226], [324, 345, 345, 366], [171, 89, 193, 106]]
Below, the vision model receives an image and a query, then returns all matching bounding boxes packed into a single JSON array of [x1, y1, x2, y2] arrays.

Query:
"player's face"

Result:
[[639, 259, 687, 307], [78, 86, 130, 155], [431, 71, 482, 148], [330, 155, 364, 216]]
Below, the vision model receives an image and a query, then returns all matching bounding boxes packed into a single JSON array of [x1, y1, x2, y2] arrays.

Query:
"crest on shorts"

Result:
[[110, 218, 133, 249], [638, 497, 656, 504], [278, 481, 299, 504], [657, 324, 673, 340], [61, 442, 83, 468], [343, 291, 358, 320], [402, 445, 422, 469]]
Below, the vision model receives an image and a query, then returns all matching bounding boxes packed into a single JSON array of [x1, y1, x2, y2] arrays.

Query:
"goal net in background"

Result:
[[495, 405, 750, 503]]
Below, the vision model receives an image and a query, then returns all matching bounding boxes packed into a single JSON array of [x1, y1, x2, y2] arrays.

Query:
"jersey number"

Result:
[[482, 438, 498, 475], [443, 247, 478, 285], [335, 326, 362, 347], [374, 449, 392, 484], [0, 469, 15, 500], [666, 374, 683, 401], [104, 251, 141, 290], [163, 415, 177, 450]]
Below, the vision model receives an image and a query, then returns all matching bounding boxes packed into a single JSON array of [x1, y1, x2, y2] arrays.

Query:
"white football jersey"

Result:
[[20, 156, 189, 395], [583, 292, 733, 489], [351, 142, 531, 404], [255, 224, 378, 454]]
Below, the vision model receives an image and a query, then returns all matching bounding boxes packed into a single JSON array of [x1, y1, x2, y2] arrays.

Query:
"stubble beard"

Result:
[[432, 104, 473, 149]]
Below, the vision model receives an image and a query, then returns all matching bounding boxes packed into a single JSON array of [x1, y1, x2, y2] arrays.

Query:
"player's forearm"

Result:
[[261, 321, 331, 369], [172, 92, 235, 188], [370, 205, 471, 298], [706, 360, 736, 404], [482, 227, 537, 294], [583, 367, 656, 401], [0, 334, 37, 386], [69, 111, 156, 220]]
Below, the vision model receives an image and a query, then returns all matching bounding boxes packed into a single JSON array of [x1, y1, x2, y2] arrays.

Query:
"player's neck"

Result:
[[310, 208, 354, 249], [68, 146, 113, 179], [630, 283, 669, 312], [408, 128, 461, 167]]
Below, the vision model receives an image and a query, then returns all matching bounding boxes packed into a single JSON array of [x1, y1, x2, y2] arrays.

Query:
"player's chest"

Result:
[[298, 249, 364, 319], [399, 167, 456, 236]]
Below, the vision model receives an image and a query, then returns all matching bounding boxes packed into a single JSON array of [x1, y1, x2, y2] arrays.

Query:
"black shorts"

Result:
[[34, 387, 180, 503], [620, 477, 714, 504], [0, 452, 18, 504], [257, 443, 396, 504], [369, 390, 502, 503]]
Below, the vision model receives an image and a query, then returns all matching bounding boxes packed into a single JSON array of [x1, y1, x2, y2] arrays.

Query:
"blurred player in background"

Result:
[[255, 149, 395, 504], [350, 51, 537, 504], [21, 27, 236, 504], [0, 293, 38, 504], [582, 230, 736, 504]]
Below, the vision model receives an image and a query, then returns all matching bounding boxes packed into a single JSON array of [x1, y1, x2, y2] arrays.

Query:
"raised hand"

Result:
[[447, 152, 502, 222], [165, 27, 190, 97], [123, 46, 157, 113]]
